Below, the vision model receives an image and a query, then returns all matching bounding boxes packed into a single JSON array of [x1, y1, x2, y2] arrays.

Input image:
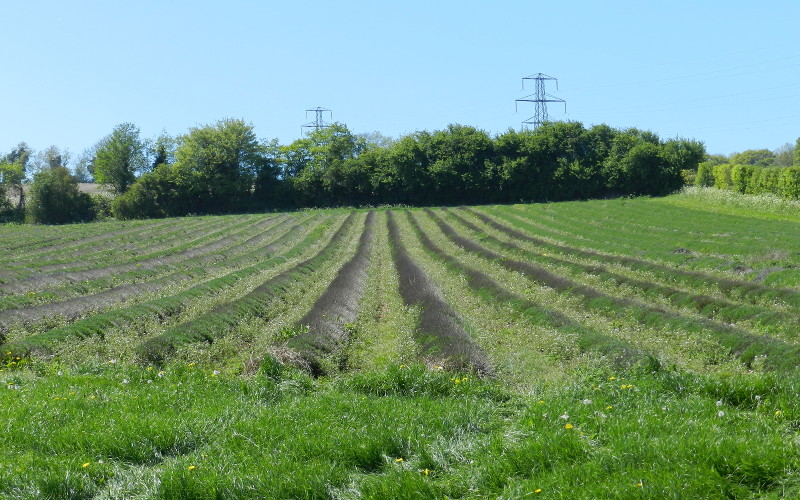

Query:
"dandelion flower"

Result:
[[636, 482, 643, 488], [188, 465, 196, 471], [609, 376, 616, 381], [422, 468, 430, 476], [716, 400, 723, 407], [564, 423, 574, 430], [535, 489, 542, 494], [537, 400, 545, 404], [395, 458, 404, 462], [606, 405, 613, 410], [717, 411, 725, 417], [775, 410, 782, 416], [82, 462, 90, 468]]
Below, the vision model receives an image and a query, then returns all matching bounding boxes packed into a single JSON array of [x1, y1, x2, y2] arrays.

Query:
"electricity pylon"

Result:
[[515, 73, 566, 130], [302, 107, 332, 133]]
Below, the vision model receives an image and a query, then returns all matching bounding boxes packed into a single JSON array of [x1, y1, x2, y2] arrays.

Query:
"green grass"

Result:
[[0, 361, 797, 499], [1, 190, 799, 498]]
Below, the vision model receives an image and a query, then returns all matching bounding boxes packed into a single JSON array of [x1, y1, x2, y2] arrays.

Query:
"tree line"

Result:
[[2, 119, 707, 223]]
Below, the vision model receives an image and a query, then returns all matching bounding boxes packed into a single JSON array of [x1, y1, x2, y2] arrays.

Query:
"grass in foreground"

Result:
[[0, 359, 797, 499]]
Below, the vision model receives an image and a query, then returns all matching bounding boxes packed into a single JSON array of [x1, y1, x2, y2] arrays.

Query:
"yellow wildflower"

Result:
[[188, 465, 196, 471], [535, 489, 542, 494], [82, 462, 90, 468], [564, 423, 574, 430], [395, 457, 404, 462]]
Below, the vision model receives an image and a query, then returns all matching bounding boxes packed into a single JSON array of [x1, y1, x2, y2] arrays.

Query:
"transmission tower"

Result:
[[302, 107, 332, 133], [515, 73, 566, 130]]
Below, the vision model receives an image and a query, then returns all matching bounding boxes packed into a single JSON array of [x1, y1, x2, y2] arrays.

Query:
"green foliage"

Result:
[[729, 148, 776, 167], [695, 162, 715, 187], [712, 163, 734, 189], [92, 123, 147, 194], [706, 163, 800, 201], [113, 119, 278, 218], [25, 166, 94, 224], [795, 137, 800, 166]]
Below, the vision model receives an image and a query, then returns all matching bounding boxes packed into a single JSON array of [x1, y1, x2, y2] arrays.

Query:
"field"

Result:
[[1, 188, 799, 498]]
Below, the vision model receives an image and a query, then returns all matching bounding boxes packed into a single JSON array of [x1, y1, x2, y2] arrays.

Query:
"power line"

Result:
[[515, 73, 566, 130]]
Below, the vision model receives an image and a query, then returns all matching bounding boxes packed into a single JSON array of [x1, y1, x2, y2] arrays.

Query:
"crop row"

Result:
[[0, 215, 312, 332], [422, 208, 800, 371], [137, 211, 362, 363], [0, 214, 343, 359], [449, 208, 800, 338], [0, 214, 283, 298], [500, 201, 800, 269], [0, 216, 220, 275], [2, 201, 798, 378], [287, 211, 376, 374], [477, 206, 800, 309]]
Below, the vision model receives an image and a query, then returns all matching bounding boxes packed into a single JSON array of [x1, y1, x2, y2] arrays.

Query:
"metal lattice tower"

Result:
[[515, 73, 566, 130], [302, 107, 332, 133]]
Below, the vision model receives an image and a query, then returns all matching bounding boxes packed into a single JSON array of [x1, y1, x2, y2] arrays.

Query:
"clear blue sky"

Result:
[[2, 0, 799, 162]]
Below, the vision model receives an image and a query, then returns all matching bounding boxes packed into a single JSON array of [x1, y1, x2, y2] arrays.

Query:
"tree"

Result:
[[280, 123, 370, 206], [169, 118, 271, 213], [149, 131, 176, 170], [93, 123, 147, 194], [729, 149, 775, 166], [2, 142, 31, 210], [30, 145, 71, 175], [26, 166, 93, 224], [426, 124, 495, 204], [774, 142, 794, 167], [794, 137, 800, 166]]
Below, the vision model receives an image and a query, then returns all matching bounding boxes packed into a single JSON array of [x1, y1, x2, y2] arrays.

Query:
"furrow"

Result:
[[0, 214, 339, 359], [404, 210, 650, 368], [0, 215, 306, 331], [449, 208, 800, 338], [136, 212, 361, 364], [0, 215, 273, 295], [284, 211, 376, 374], [474, 206, 800, 309], [386, 211, 491, 376], [424, 209, 800, 371]]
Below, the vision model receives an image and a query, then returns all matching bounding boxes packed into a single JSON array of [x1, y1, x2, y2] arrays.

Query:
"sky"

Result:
[[1, 0, 799, 163]]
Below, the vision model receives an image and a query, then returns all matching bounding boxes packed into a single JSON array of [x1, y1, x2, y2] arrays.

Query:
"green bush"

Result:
[[778, 167, 800, 199], [695, 162, 714, 187], [712, 163, 733, 190], [89, 194, 114, 220], [731, 165, 756, 194], [26, 167, 94, 224]]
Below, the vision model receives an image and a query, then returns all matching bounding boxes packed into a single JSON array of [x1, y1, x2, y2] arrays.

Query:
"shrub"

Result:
[[712, 164, 733, 190], [695, 162, 715, 187], [26, 167, 94, 224]]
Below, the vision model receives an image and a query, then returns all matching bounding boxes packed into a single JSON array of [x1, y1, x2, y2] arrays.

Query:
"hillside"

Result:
[[1, 191, 798, 498]]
